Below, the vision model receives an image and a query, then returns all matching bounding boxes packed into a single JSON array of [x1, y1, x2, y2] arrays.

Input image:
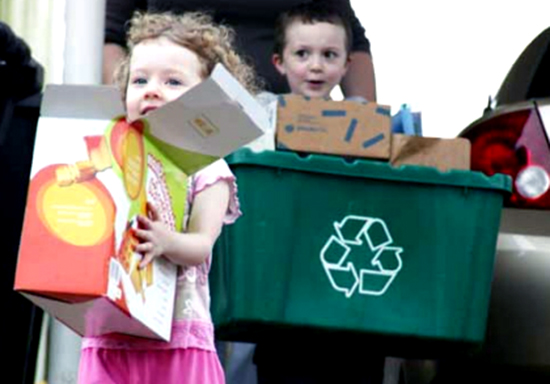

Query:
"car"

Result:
[[459, 27, 550, 210], [426, 27, 550, 383]]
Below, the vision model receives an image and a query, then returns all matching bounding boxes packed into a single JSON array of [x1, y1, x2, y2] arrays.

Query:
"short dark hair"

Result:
[[273, 2, 353, 57]]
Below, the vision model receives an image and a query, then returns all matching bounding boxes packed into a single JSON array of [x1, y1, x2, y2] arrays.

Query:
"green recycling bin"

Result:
[[211, 149, 511, 356]]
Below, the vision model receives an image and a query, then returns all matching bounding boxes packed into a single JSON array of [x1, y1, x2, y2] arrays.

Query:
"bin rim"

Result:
[[226, 149, 512, 193]]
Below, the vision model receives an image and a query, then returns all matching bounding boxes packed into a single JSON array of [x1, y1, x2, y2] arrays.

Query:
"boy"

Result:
[[272, 2, 352, 99], [253, 5, 385, 384], [247, 3, 359, 152]]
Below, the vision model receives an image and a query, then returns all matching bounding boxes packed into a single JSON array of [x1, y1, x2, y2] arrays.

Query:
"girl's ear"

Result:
[[272, 54, 286, 75]]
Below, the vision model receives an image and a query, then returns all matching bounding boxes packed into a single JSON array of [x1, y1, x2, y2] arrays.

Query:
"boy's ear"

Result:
[[344, 54, 351, 73], [272, 54, 286, 75]]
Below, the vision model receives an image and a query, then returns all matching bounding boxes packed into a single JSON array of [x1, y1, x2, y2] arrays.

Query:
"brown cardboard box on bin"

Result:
[[275, 95, 391, 159], [390, 134, 471, 172]]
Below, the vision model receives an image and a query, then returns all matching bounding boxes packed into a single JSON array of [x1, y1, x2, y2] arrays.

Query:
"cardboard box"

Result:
[[275, 95, 391, 159], [14, 64, 267, 341], [390, 134, 471, 172]]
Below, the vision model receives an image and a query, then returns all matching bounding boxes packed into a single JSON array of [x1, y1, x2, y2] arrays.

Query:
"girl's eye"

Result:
[[294, 49, 308, 59], [167, 78, 183, 86], [324, 51, 338, 59], [131, 77, 147, 85]]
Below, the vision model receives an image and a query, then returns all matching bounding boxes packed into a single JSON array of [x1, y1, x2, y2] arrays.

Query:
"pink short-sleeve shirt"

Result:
[[82, 159, 240, 352]]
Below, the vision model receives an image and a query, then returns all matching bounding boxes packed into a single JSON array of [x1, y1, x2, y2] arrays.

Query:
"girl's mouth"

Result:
[[141, 106, 159, 115]]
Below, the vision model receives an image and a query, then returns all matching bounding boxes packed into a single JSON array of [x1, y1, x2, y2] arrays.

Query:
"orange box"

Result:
[[15, 113, 183, 341], [14, 65, 268, 341]]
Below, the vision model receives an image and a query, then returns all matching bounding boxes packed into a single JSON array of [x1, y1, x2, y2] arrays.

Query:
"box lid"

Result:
[[226, 149, 512, 193], [39, 64, 268, 175]]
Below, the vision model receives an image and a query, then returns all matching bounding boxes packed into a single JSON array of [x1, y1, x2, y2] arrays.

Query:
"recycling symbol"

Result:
[[320, 215, 403, 298]]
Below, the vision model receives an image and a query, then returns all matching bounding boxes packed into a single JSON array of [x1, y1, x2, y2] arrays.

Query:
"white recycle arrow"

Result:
[[320, 215, 403, 298]]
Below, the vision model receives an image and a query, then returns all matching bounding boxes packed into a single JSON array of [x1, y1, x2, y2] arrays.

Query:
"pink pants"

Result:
[[78, 347, 225, 384]]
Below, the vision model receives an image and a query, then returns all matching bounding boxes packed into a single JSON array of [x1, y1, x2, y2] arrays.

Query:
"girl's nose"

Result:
[[144, 82, 161, 99]]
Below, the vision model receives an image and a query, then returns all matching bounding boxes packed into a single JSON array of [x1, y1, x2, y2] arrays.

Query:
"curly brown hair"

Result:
[[115, 11, 261, 100]]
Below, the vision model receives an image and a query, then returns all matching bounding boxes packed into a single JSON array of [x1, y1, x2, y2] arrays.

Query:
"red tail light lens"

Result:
[[461, 106, 550, 209]]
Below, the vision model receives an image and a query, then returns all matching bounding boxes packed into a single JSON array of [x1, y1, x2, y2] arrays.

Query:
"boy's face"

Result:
[[126, 37, 203, 122], [273, 20, 349, 98]]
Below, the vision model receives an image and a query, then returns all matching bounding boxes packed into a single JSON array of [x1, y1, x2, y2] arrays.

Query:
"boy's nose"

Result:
[[308, 55, 323, 71]]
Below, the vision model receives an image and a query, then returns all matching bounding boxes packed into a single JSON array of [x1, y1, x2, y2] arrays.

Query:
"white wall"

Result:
[[350, 0, 550, 138]]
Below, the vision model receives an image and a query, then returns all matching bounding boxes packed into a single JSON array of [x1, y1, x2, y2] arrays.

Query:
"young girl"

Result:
[[78, 11, 259, 384]]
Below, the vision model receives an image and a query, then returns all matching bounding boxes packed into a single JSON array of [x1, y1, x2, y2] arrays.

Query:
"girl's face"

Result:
[[126, 37, 204, 122], [273, 21, 349, 98]]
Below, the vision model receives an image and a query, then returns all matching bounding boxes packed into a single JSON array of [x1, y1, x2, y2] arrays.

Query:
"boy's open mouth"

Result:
[[307, 80, 325, 86]]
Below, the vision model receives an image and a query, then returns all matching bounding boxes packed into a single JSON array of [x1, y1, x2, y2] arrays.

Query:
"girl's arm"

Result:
[[135, 180, 230, 268]]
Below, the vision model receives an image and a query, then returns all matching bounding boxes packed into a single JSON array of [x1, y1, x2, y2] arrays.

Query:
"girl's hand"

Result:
[[132, 180, 230, 268], [134, 202, 174, 269]]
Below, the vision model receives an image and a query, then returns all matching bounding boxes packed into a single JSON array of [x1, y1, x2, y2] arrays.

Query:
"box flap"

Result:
[[145, 64, 268, 160], [390, 134, 471, 172], [206, 64, 271, 131], [41, 84, 125, 120], [23, 293, 164, 340], [39, 64, 267, 173]]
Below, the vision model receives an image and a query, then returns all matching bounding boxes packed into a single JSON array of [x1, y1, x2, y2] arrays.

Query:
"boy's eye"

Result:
[[167, 78, 183, 86], [323, 51, 338, 59]]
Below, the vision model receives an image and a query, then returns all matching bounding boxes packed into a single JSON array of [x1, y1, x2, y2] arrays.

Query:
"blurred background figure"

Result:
[[0, 19, 44, 384], [102, 0, 376, 101], [1, 2, 105, 383]]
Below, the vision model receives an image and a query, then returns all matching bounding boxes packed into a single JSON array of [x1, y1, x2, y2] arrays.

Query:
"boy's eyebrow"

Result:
[[291, 43, 345, 50]]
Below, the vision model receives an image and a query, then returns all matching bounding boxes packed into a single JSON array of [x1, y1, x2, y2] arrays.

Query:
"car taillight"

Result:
[[461, 106, 550, 209]]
